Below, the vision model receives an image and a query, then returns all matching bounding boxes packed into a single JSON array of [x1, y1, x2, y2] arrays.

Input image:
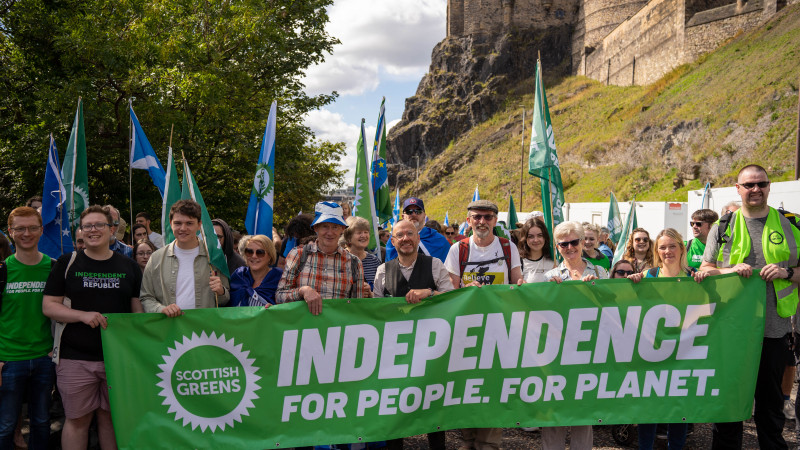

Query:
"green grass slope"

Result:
[[405, 3, 800, 223]]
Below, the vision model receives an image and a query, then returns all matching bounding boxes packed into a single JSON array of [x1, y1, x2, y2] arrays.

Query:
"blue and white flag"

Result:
[[443, 211, 450, 227], [245, 101, 277, 235], [472, 186, 480, 202], [458, 221, 469, 235], [39, 136, 74, 258], [700, 182, 712, 209], [129, 105, 166, 196], [390, 188, 401, 228]]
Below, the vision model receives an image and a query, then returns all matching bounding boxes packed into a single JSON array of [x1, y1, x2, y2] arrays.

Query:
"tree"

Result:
[[0, 0, 343, 231]]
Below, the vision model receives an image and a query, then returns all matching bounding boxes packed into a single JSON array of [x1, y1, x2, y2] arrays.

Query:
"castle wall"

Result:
[[511, 0, 582, 29], [583, 0, 650, 48], [684, 0, 777, 59], [448, 0, 465, 37], [585, 0, 686, 85], [464, 0, 505, 35]]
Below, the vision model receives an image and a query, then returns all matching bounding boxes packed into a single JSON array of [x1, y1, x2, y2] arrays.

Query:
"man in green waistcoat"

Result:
[[701, 164, 800, 450]]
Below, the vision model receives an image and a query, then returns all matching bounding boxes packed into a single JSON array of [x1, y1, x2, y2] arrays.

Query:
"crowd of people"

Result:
[[1, 164, 799, 450]]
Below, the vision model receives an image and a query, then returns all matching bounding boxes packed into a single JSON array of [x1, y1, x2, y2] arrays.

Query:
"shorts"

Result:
[[56, 359, 110, 419]]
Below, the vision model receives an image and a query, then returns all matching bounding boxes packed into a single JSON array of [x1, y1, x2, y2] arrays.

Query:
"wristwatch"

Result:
[[786, 267, 795, 280]]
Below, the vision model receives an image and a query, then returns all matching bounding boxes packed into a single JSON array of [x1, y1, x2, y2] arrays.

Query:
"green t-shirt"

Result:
[[686, 238, 706, 270], [584, 252, 610, 270], [0, 253, 53, 361]]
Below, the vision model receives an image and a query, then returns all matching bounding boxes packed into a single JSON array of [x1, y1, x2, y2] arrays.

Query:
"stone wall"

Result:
[[585, 0, 686, 85], [684, 0, 767, 59], [447, 0, 465, 37]]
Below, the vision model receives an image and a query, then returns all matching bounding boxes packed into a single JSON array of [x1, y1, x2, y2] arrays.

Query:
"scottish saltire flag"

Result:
[[612, 200, 637, 266], [181, 160, 230, 279], [472, 186, 480, 202], [161, 147, 181, 245], [700, 182, 712, 209], [528, 59, 564, 257], [245, 101, 276, 235], [62, 98, 89, 231], [39, 136, 74, 258], [390, 188, 401, 228], [607, 192, 623, 244], [352, 119, 380, 258], [130, 104, 166, 196], [443, 212, 450, 227], [371, 98, 392, 223], [458, 221, 469, 235]]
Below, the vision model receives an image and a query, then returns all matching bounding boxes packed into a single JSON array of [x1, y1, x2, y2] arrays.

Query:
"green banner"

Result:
[[102, 274, 765, 449]]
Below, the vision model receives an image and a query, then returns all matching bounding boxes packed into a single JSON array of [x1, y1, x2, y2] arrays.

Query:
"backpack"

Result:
[[458, 237, 513, 276], [295, 243, 361, 298], [717, 207, 800, 245]]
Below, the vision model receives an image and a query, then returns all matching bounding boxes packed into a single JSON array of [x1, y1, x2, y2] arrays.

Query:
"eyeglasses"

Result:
[[244, 248, 266, 256], [739, 181, 770, 190], [634, 237, 649, 243], [614, 269, 635, 276], [470, 214, 495, 221], [136, 251, 153, 257], [445, 231, 455, 235], [690, 221, 706, 228], [10, 225, 42, 233], [79, 223, 111, 231], [557, 239, 581, 248], [403, 209, 424, 215]]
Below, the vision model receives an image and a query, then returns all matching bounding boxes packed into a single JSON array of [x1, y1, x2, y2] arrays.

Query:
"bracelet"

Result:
[[428, 288, 434, 297]]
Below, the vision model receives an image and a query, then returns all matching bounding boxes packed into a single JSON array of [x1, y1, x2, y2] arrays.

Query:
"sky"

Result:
[[302, 0, 447, 186]]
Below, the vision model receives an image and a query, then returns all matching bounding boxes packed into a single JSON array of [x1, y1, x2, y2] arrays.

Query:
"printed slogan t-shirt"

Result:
[[0, 254, 53, 361], [44, 251, 142, 361], [444, 236, 521, 286]]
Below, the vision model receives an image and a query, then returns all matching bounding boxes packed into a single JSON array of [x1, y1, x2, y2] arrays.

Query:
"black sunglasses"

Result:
[[614, 269, 635, 276], [557, 239, 581, 248], [244, 248, 266, 256], [690, 221, 705, 227], [404, 209, 424, 215], [739, 181, 769, 190]]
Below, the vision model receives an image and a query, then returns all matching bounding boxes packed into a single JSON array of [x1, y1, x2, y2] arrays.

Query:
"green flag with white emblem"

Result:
[[61, 97, 89, 232], [161, 147, 181, 245], [352, 119, 380, 256], [181, 159, 230, 279]]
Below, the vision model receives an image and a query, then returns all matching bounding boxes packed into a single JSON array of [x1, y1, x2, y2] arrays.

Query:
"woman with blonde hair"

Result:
[[623, 227, 654, 272], [230, 235, 283, 307], [582, 223, 610, 270], [626, 228, 706, 450]]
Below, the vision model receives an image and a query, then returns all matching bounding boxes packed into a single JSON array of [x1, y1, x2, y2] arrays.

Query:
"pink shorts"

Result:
[[56, 359, 110, 419]]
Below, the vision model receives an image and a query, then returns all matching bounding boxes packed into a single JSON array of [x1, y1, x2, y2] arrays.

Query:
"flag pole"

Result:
[[520, 105, 525, 211], [52, 133, 64, 255], [128, 99, 134, 242], [182, 152, 219, 308]]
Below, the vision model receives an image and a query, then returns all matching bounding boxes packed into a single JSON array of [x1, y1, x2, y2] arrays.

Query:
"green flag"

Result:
[[607, 192, 623, 245], [61, 98, 89, 232], [181, 159, 230, 279], [528, 60, 564, 255], [612, 199, 637, 266], [371, 98, 392, 223], [161, 147, 181, 245], [352, 119, 380, 256], [508, 195, 519, 229]]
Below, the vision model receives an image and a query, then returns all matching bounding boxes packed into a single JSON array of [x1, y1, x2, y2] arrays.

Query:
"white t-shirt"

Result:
[[149, 232, 165, 248], [174, 245, 200, 310], [444, 237, 521, 286]]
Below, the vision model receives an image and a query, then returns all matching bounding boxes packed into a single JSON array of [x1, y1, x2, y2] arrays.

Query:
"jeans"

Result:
[[638, 423, 687, 450], [0, 356, 55, 450]]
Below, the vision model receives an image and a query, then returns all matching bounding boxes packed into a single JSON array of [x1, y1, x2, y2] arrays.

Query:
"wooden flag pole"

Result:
[[128, 99, 134, 243]]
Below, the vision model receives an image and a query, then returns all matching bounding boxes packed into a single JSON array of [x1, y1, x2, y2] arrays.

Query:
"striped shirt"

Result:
[[276, 242, 365, 302], [361, 252, 381, 287]]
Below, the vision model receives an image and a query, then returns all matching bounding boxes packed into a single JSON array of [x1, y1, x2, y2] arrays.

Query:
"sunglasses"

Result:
[[445, 231, 455, 235], [739, 181, 769, 190], [557, 239, 581, 248], [634, 237, 649, 243], [614, 269, 635, 276], [244, 248, 266, 256], [690, 221, 706, 227], [404, 209, 424, 215], [470, 214, 495, 221]]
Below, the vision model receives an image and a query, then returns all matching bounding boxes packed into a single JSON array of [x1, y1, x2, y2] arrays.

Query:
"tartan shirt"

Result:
[[276, 241, 365, 302]]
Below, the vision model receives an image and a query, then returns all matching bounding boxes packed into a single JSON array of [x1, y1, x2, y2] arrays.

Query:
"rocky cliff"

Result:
[[386, 27, 573, 186]]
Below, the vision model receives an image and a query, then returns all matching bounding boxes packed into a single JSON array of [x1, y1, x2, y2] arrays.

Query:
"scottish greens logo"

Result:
[[156, 332, 261, 432], [252, 163, 273, 201]]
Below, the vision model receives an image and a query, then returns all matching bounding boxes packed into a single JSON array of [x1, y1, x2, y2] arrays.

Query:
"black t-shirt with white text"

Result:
[[43, 251, 142, 361]]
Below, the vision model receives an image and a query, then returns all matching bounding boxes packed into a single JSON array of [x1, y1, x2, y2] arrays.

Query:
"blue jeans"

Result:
[[638, 423, 687, 450], [0, 356, 55, 450]]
